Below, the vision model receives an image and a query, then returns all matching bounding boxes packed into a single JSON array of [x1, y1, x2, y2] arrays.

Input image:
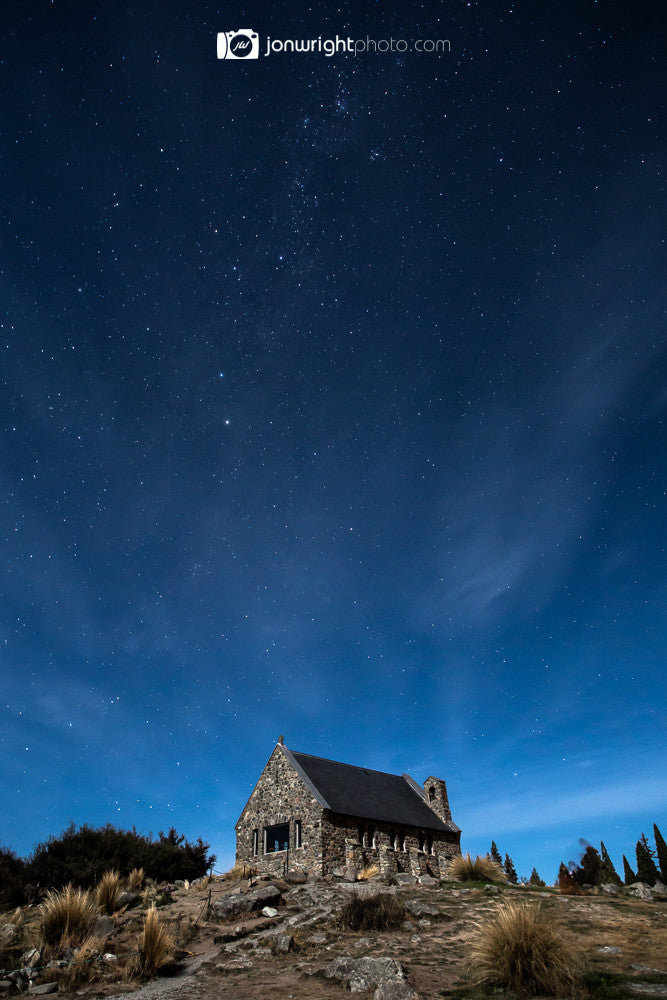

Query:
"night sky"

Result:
[[1, 0, 665, 883]]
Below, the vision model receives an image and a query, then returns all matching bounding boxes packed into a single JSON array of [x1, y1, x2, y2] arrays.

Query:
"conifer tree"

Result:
[[489, 841, 503, 867], [528, 867, 545, 887], [504, 853, 518, 884], [653, 824, 667, 882], [622, 855, 636, 885], [636, 834, 660, 886], [579, 845, 603, 885], [600, 841, 621, 884]]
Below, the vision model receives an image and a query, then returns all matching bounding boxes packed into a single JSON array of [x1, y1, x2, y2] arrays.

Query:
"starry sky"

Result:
[[1, 0, 665, 883]]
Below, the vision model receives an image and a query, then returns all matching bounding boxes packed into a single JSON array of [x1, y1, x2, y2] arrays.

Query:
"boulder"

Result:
[[392, 874, 417, 887], [28, 986, 58, 996], [628, 884, 653, 901], [94, 915, 115, 938], [418, 875, 438, 887], [261, 906, 278, 918], [284, 870, 308, 884], [115, 891, 139, 909], [210, 884, 282, 920], [601, 883, 620, 895], [325, 956, 417, 1000], [274, 934, 294, 953], [404, 899, 440, 919], [651, 882, 667, 898]]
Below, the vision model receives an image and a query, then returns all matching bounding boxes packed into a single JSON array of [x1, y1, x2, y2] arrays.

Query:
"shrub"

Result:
[[27, 822, 215, 889], [599, 842, 621, 885], [133, 906, 175, 976], [0, 845, 27, 908], [97, 870, 120, 914], [356, 863, 380, 882], [558, 863, 583, 895], [467, 901, 583, 998], [39, 885, 99, 947], [338, 893, 405, 932], [449, 852, 504, 883]]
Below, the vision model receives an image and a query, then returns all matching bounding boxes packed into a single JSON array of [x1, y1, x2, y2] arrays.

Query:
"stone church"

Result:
[[235, 739, 461, 878]]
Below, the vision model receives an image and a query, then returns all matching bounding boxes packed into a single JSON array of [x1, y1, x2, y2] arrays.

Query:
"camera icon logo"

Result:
[[217, 30, 259, 60]]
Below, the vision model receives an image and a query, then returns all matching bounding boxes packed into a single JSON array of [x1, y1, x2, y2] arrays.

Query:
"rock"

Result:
[[306, 933, 327, 944], [597, 945, 622, 955], [628, 884, 653, 901], [210, 884, 282, 919], [0, 983, 13, 995], [344, 866, 359, 882], [261, 906, 278, 917], [274, 934, 293, 953], [284, 870, 307, 884], [174, 880, 185, 888], [115, 891, 139, 909], [631, 964, 667, 976], [20, 949, 41, 967], [331, 867, 346, 879], [392, 874, 417, 886], [418, 875, 438, 887], [627, 986, 667, 996], [1, 924, 15, 941], [651, 882, 667, 897], [484, 884, 500, 893], [29, 985, 58, 996], [404, 899, 439, 919], [601, 883, 620, 895], [94, 915, 115, 938], [325, 956, 417, 1000]]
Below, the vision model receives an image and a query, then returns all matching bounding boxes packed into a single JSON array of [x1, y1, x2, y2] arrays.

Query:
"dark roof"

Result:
[[286, 749, 459, 833]]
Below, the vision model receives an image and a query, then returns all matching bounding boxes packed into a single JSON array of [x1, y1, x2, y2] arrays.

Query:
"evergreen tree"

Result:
[[504, 853, 518, 884], [599, 841, 622, 885], [622, 855, 636, 885], [528, 867, 545, 887], [489, 841, 503, 867], [653, 824, 667, 882], [636, 834, 660, 886], [578, 845, 603, 885]]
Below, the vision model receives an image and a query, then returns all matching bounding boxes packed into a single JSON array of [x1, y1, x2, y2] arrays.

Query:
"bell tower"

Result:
[[423, 776, 452, 823]]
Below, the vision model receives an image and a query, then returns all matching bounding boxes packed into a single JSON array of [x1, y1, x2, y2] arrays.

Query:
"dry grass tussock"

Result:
[[356, 863, 380, 881], [39, 885, 99, 947], [222, 861, 256, 880], [126, 867, 145, 892], [97, 869, 120, 914], [129, 906, 175, 977], [467, 900, 584, 998], [449, 852, 505, 883], [57, 935, 106, 991], [338, 893, 406, 932]]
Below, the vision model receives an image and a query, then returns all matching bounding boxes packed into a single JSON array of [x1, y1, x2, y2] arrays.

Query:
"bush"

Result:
[[449, 852, 504, 883], [338, 893, 406, 931], [132, 907, 175, 976], [222, 861, 256, 881], [467, 901, 583, 998], [39, 885, 99, 947], [27, 822, 215, 889], [0, 845, 27, 908]]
